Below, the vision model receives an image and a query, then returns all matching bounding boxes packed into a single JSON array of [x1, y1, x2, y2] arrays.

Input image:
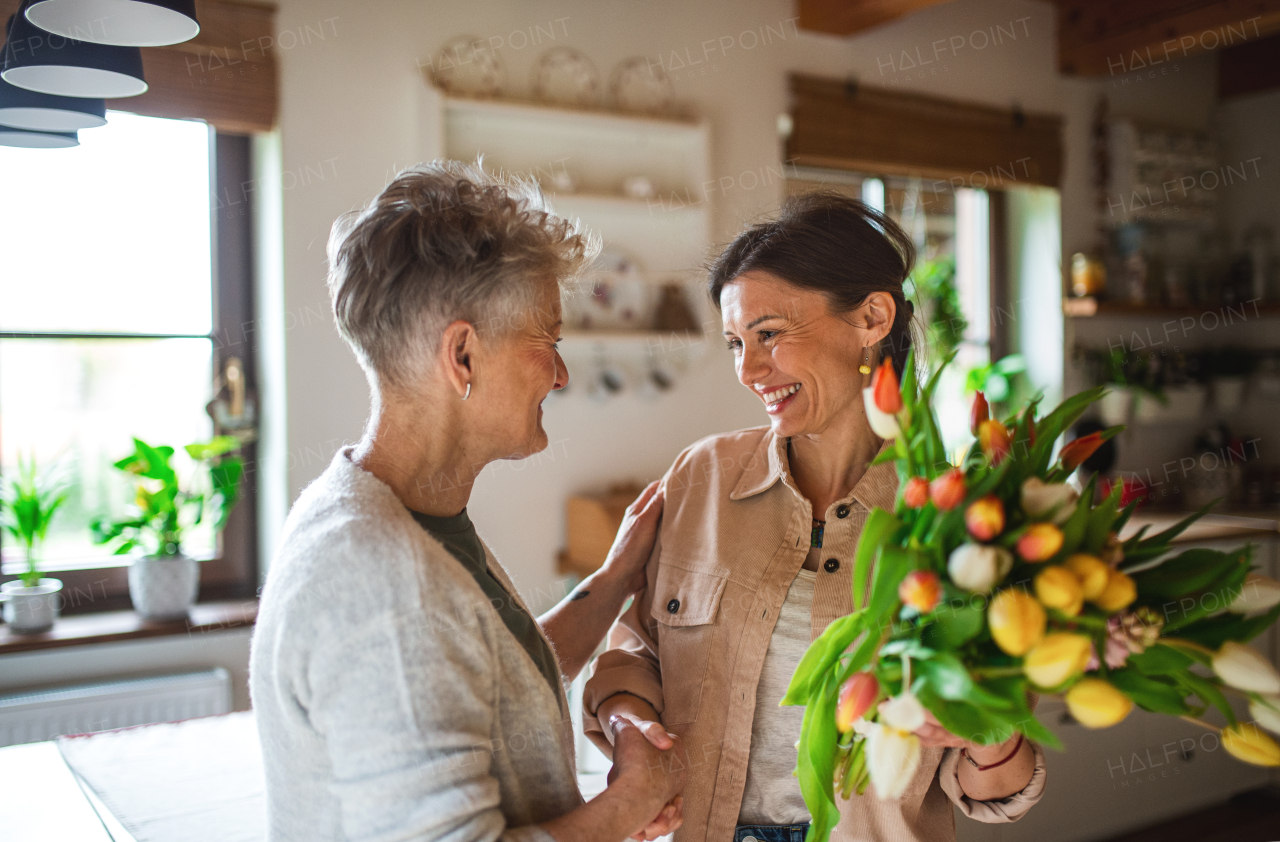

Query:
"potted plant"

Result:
[[0, 455, 69, 634], [92, 437, 243, 620], [1206, 347, 1257, 413]]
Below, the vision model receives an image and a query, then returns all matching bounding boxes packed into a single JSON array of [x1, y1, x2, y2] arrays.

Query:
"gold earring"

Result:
[[858, 347, 872, 375]]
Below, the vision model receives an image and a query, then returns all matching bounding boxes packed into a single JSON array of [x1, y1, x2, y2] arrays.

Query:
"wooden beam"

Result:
[[1055, 0, 1280, 77], [786, 74, 1064, 188], [1219, 31, 1280, 97], [798, 0, 954, 36]]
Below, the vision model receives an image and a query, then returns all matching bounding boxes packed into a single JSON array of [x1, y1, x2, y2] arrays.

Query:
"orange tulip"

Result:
[[930, 468, 966, 512], [899, 570, 942, 613], [836, 672, 879, 733], [1017, 523, 1064, 562], [965, 495, 1005, 542], [1060, 432, 1104, 472], [903, 476, 929, 509], [871, 357, 902, 414], [970, 391, 990, 436], [978, 419, 1012, 465]]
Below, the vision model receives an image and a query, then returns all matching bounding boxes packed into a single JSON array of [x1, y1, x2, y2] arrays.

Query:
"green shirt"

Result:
[[408, 507, 561, 695]]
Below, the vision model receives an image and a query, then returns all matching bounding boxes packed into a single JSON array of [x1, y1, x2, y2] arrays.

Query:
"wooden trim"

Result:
[[798, 0, 954, 36], [0, 599, 257, 655], [786, 74, 1064, 188], [987, 190, 1011, 361], [1219, 32, 1280, 98], [0, 0, 278, 132], [1055, 0, 1280, 77]]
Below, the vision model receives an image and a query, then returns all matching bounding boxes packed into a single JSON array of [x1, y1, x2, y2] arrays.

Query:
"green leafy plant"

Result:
[[0, 455, 69, 588], [92, 437, 243, 558], [909, 256, 966, 368]]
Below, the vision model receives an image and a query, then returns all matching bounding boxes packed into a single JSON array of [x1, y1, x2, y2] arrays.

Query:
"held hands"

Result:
[[606, 716, 685, 841], [601, 481, 664, 597], [913, 709, 1012, 758]]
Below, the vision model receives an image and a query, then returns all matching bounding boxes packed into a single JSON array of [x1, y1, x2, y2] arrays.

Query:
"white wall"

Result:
[[267, 0, 1145, 609]]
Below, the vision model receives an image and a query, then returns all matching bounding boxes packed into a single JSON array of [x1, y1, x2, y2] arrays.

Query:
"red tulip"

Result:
[[903, 476, 929, 508], [1060, 432, 1104, 472], [871, 357, 903, 414], [836, 672, 879, 732], [978, 419, 1012, 465], [970, 391, 990, 435], [930, 468, 966, 511], [899, 570, 942, 613], [1018, 522, 1064, 562], [965, 495, 1005, 541]]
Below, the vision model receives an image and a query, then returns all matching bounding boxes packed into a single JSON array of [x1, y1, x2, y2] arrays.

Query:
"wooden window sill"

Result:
[[0, 600, 258, 656]]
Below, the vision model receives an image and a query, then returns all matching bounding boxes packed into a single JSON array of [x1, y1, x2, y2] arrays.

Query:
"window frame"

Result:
[[0, 126, 259, 615]]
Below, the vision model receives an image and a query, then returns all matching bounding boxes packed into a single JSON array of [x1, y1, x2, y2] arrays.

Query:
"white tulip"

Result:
[[947, 543, 1014, 594], [879, 692, 927, 732], [1230, 573, 1280, 617], [1250, 694, 1280, 736], [1213, 642, 1280, 695], [862, 386, 902, 440], [1021, 477, 1078, 525], [865, 722, 922, 800]]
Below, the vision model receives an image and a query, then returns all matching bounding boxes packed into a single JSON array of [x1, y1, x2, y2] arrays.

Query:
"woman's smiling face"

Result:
[[720, 270, 894, 438]]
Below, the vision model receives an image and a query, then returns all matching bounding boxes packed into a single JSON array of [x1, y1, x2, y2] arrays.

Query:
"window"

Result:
[[0, 112, 258, 612]]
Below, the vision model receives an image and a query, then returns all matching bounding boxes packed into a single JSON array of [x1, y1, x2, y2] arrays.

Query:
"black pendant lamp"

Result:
[[25, 0, 198, 48], [2, 0, 146, 98], [0, 75, 104, 130], [0, 124, 77, 146]]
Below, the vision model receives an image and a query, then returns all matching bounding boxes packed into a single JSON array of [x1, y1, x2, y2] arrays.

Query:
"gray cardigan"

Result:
[[250, 449, 582, 842]]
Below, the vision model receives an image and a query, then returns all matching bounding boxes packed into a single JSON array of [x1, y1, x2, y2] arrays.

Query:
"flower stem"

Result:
[[1179, 715, 1221, 733], [971, 666, 1025, 679]]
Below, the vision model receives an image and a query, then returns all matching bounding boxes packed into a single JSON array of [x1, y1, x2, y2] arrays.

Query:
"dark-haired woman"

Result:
[[583, 193, 1046, 842]]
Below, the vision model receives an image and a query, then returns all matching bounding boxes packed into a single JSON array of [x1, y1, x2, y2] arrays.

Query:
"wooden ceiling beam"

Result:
[[798, 0, 955, 36], [1055, 0, 1280, 76]]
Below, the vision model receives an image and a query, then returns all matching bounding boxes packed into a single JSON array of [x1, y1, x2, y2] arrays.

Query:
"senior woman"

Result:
[[250, 162, 685, 842], [583, 193, 1047, 842]]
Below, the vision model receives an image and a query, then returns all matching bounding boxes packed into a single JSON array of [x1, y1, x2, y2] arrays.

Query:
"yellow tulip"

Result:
[[1024, 632, 1092, 688], [1034, 566, 1084, 616], [1222, 723, 1280, 767], [1092, 569, 1137, 613], [1065, 678, 1133, 728], [1064, 553, 1110, 600], [988, 589, 1046, 656]]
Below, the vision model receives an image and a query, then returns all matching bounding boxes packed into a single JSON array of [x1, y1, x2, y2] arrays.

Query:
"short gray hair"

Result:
[[327, 160, 597, 391]]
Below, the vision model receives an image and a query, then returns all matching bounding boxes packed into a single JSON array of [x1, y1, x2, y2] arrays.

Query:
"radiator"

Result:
[[0, 668, 232, 747]]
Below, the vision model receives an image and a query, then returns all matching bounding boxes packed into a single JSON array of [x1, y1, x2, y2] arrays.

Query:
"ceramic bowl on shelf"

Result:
[[609, 56, 674, 115], [531, 47, 600, 108], [428, 35, 505, 98]]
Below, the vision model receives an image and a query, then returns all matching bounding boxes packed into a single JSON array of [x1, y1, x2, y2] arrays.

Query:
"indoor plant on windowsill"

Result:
[[92, 437, 243, 620], [0, 456, 69, 634]]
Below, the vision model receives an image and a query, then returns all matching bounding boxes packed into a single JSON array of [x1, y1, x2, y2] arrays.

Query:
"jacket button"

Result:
[[836, 505, 850, 519], [824, 558, 840, 573], [667, 598, 680, 613]]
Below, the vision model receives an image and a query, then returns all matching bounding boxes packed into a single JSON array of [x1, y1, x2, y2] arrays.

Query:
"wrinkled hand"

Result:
[[602, 481, 664, 596], [606, 717, 685, 841]]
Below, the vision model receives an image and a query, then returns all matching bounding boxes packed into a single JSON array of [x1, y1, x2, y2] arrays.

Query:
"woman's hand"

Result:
[[600, 481, 664, 596], [914, 709, 1036, 801]]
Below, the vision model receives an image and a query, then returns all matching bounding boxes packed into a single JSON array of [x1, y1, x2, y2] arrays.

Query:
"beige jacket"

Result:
[[584, 427, 1046, 842]]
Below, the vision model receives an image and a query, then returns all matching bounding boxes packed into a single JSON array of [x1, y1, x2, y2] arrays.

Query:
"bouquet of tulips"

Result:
[[783, 353, 1280, 842]]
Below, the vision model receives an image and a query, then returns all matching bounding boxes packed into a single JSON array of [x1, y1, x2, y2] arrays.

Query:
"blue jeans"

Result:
[[733, 824, 810, 842]]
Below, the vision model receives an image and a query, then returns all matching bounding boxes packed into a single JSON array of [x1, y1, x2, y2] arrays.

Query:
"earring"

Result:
[[462, 382, 472, 401], [858, 347, 872, 375]]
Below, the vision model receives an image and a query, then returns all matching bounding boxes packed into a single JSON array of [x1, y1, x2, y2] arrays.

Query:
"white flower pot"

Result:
[[1098, 388, 1133, 426], [1, 578, 62, 633], [128, 555, 199, 620], [1134, 385, 1205, 423], [1213, 376, 1247, 412]]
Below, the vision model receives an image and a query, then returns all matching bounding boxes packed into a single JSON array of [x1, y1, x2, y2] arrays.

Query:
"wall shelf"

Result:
[[1064, 297, 1280, 318]]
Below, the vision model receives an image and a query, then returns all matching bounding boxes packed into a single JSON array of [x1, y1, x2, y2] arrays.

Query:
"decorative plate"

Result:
[[429, 35, 505, 98], [531, 47, 600, 108], [610, 57, 674, 115], [563, 249, 651, 330]]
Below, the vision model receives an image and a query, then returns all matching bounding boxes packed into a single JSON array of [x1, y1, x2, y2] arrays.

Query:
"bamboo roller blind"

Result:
[[1, 0, 278, 133], [787, 73, 1063, 189]]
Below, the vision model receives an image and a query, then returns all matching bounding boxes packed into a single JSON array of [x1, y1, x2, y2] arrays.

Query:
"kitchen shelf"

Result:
[[1063, 297, 1280, 318]]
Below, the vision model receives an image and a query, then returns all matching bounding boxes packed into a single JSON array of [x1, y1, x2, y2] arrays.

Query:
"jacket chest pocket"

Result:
[[649, 562, 727, 726]]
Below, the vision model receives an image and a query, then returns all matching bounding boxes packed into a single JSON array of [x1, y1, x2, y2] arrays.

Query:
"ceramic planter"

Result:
[[1, 578, 63, 633], [1134, 385, 1206, 423], [1098, 388, 1133, 426], [129, 554, 198, 620], [1213, 376, 1247, 413]]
